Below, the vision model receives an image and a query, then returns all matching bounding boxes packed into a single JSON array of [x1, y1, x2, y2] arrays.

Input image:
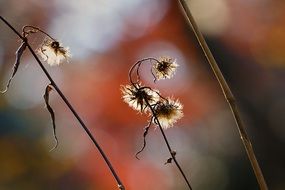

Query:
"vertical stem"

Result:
[[27, 45, 125, 190], [178, 1, 268, 190], [0, 16, 125, 190], [144, 99, 193, 190]]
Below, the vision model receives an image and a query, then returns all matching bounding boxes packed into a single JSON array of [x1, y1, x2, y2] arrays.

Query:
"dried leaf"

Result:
[[164, 150, 176, 165], [1, 41, 27, 93], [44, 84, 58, 151], [164, 157, 173, 165], [135, 119, 152, 159]]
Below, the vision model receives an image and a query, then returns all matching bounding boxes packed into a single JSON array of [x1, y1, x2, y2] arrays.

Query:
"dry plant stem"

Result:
[[178, 1, 268, 189], [0, 16, 125, 190], [144, 99, 193, 190], [129, 57, 159, 85], [22, 25, 56, 40]]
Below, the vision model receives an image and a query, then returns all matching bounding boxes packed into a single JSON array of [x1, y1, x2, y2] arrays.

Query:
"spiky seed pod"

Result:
[[121, 83, 160, 113], [154, 98, 183, 129], [37, 38, 71, 66], [153, 56, 178, 80]]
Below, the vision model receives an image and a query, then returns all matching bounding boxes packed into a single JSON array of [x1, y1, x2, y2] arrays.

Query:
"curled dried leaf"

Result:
[[44, 84, 58, 151], [1, 41, 27, 93], [135, 118, 153, 159]]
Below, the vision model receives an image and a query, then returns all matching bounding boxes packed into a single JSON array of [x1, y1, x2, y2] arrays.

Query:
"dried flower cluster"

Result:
[[123, 57, 192, 188], [121, 57, 183, 129]]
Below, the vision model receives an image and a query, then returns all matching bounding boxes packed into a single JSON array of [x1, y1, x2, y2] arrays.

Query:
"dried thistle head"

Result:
[[154, 98, 183, 129], [121, 83, 160, 113], [37, 38, 71, 66], [152, 56, 178, 80]]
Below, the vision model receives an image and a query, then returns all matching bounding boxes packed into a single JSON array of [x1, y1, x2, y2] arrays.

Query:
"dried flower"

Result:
[[152, 56, 178, 80], [121, 84, 160, 113], [37, 38, 71, 66], [154, 98, 183, 129]]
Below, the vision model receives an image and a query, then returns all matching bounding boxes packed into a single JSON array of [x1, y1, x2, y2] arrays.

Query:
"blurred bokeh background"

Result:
[[1, 0, 285, 189]]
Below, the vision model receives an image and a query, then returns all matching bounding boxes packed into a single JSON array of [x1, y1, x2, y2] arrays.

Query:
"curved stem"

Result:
[[178, 1, 268, 189], [0, 16, 125, 190], [128, 57, 160, 86], [22, 25, 56, 40], [144, 98, 193, 190]]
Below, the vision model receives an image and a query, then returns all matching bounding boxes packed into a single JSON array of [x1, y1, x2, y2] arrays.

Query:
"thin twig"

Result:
[[144, 98, 193, 190], [178, 1, 268, 189], [0, 16, 125, 190]]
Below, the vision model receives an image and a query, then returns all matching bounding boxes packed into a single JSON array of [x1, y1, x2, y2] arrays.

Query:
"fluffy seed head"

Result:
[[121, 84, 160, 113], [154, 98, 183, 129], [153, 56, 178, 80], [37, 38, 71, 66]]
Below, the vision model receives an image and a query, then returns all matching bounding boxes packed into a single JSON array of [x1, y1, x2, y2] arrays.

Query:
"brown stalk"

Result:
[[144, 98, 193, 190], [178, 1, 268, 189]]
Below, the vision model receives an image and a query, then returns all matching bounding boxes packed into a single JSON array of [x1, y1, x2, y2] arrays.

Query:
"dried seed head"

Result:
[[121, 84, 160, 113], [153, 56, 178, 80], [154, 98, 183, 129], [37, 38, 71, 66]]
